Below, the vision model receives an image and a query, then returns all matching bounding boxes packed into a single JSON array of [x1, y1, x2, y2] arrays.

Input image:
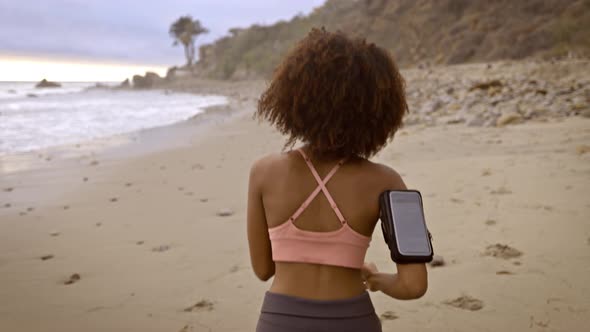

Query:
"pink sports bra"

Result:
[[268, 149, 371, 269]]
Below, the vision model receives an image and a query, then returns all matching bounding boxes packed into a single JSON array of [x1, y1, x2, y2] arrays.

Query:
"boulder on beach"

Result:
[[35, 79, 61, 88]]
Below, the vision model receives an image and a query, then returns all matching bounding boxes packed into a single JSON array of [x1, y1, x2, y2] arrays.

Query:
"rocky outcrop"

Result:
[[120, 78, 131, 89], [35, 79, 61, 88], [132, 72, 164, 89]]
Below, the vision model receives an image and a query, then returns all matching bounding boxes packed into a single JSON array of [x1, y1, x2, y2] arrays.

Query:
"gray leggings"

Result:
[[256, 291, 382, 332]]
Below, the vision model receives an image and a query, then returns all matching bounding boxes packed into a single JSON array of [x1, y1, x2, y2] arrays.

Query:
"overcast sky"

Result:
[[0, 0, 325, 66]]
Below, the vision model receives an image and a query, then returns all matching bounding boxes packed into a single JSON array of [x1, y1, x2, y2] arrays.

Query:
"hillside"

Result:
[[191, 0, 590, 80]]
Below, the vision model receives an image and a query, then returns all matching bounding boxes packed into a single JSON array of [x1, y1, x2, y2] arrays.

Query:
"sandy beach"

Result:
[[1, 63, 590, 331]]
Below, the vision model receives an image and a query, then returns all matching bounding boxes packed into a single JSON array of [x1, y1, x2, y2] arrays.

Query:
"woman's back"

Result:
[[258, 148, 398, 300], [248, 28, 427, 332]]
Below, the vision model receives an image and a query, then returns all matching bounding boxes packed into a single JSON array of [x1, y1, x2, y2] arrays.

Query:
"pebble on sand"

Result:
[[576, 145, 590, 155], [64, 273, 81, 285], [429, 255, 445, 267], [380, 311, 399, 320], [216, 208, 234, 217], [485, 219, 497, 226], [40, 254, 54, 261]]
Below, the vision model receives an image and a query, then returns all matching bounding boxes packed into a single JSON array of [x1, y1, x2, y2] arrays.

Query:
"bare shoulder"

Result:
[[249, 152, 289, 183], [361, 159, 407, 191]]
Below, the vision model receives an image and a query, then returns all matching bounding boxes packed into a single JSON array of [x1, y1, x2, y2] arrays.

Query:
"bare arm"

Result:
[[362, 165, 428, 299], [247, 158, 275, 281], [362, 262, 428, 300]]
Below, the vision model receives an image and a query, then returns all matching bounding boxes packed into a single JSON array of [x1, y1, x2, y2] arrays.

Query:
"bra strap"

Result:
[[289, 149, 347, 224]]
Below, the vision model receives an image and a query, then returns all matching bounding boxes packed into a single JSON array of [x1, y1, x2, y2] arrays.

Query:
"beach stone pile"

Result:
[[402, 59, 590, 127]]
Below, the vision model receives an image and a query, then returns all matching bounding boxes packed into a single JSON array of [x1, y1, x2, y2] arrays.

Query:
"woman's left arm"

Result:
[[247, 158, 275, 281]]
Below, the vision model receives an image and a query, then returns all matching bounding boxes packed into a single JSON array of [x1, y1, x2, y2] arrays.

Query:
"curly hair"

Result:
[[256, 28, 408, 159]]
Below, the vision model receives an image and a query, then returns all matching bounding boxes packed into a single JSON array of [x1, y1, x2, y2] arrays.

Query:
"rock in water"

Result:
[[35, 79, 61, 88], [132, 72, 163, 89], [120, 78, 131, 88]]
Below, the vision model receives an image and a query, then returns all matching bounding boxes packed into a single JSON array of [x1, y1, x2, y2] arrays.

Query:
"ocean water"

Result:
[[0, 82, 227, 156]]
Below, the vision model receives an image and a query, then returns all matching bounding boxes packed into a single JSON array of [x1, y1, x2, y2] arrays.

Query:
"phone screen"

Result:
[[388, 191, 431, 255]]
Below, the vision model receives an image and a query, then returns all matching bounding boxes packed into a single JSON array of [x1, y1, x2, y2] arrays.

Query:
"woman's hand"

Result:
[[361, 262, 380, 292]]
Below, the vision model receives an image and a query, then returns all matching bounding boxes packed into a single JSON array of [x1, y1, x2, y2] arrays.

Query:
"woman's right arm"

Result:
[[363, 164, 428, 299], [362, 262, 428, 300]]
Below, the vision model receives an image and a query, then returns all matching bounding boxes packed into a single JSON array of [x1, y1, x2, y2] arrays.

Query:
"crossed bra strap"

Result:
[[288, 149, 347, 224]]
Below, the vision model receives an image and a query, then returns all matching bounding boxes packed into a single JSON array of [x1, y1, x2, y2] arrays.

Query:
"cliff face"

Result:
[[193, 0, 590, 80]]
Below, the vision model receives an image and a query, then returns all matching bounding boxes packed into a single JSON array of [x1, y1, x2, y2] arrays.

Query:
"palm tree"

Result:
[[170, 16, 208, 67]]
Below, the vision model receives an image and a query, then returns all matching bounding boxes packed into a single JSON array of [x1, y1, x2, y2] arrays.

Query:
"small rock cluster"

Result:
[[402, 60, 590, 127]]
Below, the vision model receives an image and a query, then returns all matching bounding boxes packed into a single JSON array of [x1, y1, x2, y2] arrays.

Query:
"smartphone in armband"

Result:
[[379, 190, 433, 264]]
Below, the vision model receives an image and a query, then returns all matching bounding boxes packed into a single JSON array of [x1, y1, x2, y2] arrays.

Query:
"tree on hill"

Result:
[[169, 16, 208, 67]]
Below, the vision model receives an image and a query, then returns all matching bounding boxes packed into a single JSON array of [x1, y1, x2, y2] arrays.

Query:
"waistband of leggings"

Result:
[[261, 291, 376, 318]]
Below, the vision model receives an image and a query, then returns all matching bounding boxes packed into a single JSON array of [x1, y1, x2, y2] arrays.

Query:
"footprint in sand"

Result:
[[490, 186, 512, 195], [110, 198, 118, 203], [125, 182, 133, 187], [83, 177, 89, 182], [4, 187, 14, 192], [151, 245, 170, 253], [200, 198, 209, 203], [183, 299, 214, 312], [177, 187, 184, 191], [63, 205, 70, 210], [450, 198, 464, 204], [50, 231, 60, 237], [485, 219, 497, 226], [443, 295, 484, 311], [483, 244, 522, 259], [136, 241, 144, 245], [496, 270, 514, 275], [40, 254, 54, 261], [481, 169, 492, 176], [4, 203, 11, 208], [90, 160, 99, 166], [64, 273, 81, 285], [191, 164, 204, 171], [380, 311, 399, 321], [27, 207, 34, 212]]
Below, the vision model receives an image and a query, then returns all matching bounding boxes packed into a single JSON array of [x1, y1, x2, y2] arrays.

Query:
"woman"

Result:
[[247, 28, 428, 332]]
